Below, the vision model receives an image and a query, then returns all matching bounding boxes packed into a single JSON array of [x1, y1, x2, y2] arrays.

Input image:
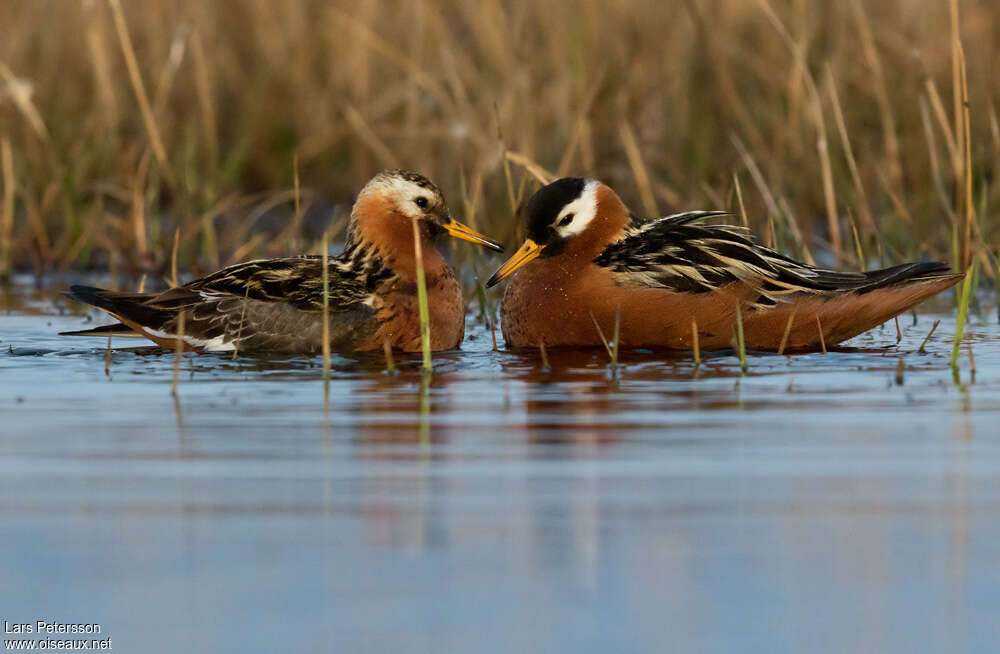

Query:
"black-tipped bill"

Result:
[[485, 239, 542, 288], [442, 219, 504, 252]]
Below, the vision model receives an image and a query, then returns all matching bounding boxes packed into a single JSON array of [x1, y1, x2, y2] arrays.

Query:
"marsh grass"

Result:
[[968, 341, 977, 382], [170, 310, 185, 396], [169, 227, 179, 287], [734, 302, 747, 373], [538, 338, 550, 373], [382, 337, 396, 375], [411, 217, 432, 373], [0, 0, 996, 283], [321, 231, 331, 382], [777, 307, 798, 356], [0, 138, 13, 280], [919, 319, 941, 353], [590, 312, 614, 361], [691, 316, 700, 366], [952, 261, 977, 379], [104, 333, 112, 377], [232, 285, 248, 360]]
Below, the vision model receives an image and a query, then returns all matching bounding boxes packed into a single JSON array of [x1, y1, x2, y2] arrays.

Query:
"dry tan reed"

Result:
[[919, 319, 941, 353], [691, 316, 700, 365], [777, 307, 798, 356], [734, 302, 747, 373], [382, 337, 395, 375], [108, 0, 172, 186], [170, 310, 185, 396], [589, 312, 614, 362], [538, 338, 550, 371], [0, 138, 13, 279], [0, 0, 995, 282], [321, 231, 331, 380]]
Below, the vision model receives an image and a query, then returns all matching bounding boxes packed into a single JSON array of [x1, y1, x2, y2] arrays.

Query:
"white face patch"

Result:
[[358, 173, 439, 220], [552, 180, 599, 238]]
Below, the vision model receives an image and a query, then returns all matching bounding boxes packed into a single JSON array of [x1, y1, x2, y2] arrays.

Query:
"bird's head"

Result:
[[486, 177, 625, 287], [356, 170, 503, 252]]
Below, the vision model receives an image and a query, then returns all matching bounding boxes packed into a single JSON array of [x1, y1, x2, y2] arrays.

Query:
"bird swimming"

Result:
[[63, 170, 503, 353], [486, 177, 963, 351]]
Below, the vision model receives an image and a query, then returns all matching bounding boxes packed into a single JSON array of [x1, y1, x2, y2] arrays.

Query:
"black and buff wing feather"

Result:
[[594, 211, 955, 307], [64, 248, 394, 352]]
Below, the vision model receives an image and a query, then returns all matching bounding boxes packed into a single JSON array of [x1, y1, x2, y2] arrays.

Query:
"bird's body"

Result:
[[63, 170, 502, 353], [488, 178, 963, 352]]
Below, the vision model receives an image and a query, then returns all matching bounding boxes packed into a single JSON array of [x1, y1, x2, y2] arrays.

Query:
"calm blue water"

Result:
[[2, 281, 1000, 652]]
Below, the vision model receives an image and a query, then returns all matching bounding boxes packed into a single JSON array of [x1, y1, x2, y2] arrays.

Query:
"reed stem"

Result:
[[816, 315, 827, 354], [108, 0, 173, 186], [959, 44, 973, 271], [951, 261, 976, 377], [918, 320, 941, 353], [621, 121, 657, 218], [589, 312, 614, 361], [734, 302, 747, 373], [170, 227, 180, 288], [170, 311, 185, 396], [411, 217, 432, 373], [777, 306, 798, 355], [382, 337, 396, 375], [233, 285, 248, 360], [321, 231, 331, 383], [691, 316, 701, 365], [104, 334, 112, 377], [0, 138, 13, 281], [611, 305, 621, 371], [733, 174, 748, 227], [968, 342, 976, 382]]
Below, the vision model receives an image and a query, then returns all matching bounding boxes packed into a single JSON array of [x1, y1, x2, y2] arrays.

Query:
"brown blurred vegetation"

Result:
[[0, 0, 997, 285]]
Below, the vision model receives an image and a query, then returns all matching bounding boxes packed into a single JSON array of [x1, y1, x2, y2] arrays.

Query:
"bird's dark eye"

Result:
[[414, 197, 429, 209], [558, 213, 575, 227]]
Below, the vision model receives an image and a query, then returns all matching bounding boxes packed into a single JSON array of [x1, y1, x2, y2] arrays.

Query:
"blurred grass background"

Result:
[[0, 0, 997, 287]]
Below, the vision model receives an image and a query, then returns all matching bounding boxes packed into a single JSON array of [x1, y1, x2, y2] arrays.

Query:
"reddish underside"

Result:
[[500, 261, 963, 351]]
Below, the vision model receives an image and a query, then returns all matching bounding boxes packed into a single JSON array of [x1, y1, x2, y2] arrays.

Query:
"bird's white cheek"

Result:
[[395, 205, 422, 221], [558, 213, 595, 237], [556, 182, 599, 237]]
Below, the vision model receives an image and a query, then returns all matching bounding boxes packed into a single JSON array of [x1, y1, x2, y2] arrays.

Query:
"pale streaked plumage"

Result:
[[63, 170, 503, 353]]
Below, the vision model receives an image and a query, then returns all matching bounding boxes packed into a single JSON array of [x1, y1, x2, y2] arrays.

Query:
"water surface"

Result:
[[2, 279, 999, 652]]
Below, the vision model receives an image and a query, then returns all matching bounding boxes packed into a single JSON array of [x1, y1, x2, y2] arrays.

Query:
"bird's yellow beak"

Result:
[[486, 239, 542, 288], [442, 219, 504, 252]]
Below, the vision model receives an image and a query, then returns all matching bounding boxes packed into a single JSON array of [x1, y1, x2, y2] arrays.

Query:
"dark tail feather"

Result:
[[809, 261, 960, 293], [858, 261, 957, 292], [63, 285, 172, 329], [59, 323, 144, 338], [64, 285, 146, 311]]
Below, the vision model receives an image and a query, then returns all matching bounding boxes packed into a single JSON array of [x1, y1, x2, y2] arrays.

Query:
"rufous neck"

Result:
[[560, 184, 630, 261], [349, 193, 446, 279]]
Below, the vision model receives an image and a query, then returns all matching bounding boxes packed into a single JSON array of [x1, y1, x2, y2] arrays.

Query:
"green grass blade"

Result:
[[951, 260, 976, 380], [412, 218, 432, 373]]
